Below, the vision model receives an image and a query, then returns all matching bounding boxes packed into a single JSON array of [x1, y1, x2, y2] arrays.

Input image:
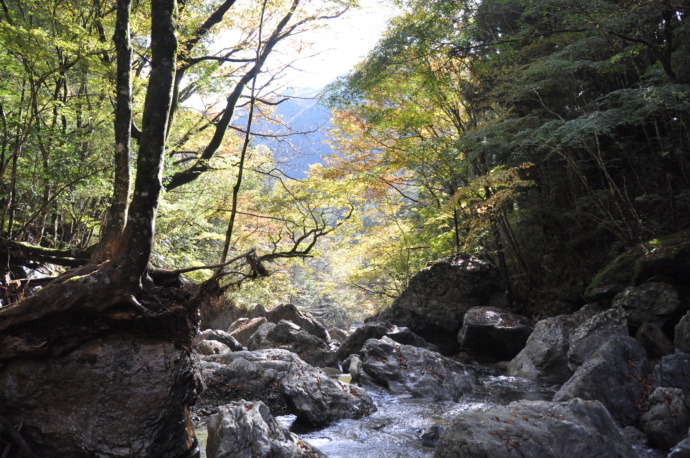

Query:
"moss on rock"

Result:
[[586, 229, 690, 297]]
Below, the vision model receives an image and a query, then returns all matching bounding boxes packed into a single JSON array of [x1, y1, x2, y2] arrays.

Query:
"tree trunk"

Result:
[[113, 0, 177, 287], [93, 0, 133, 263]]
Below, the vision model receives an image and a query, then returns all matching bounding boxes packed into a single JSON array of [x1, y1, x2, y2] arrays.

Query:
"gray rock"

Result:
[[361, 337, 476, 400], [386, 326, 439, 352], [585, 284, 626, 303], [635, 322, 675, 359], [196, 339, 231, 356], [622, 425, 649, 448], [507, 315, 573, 385], [247, 320, 337, 368], [457, 306, 532, 360], [613, 282, 684, 329], [228, 317, 248, 333], [421, 425, 443, 448], [507, 305, 604, 385], [668, 430, 690, 458], [336, 322, 440, 362], [328, 327, 349, 344], [566, 306, 628, 371], [267, 320, 336, 368], [336, 321, 394, 361], [435, 399, 637, 457], [280, 358, 376, 426], [655, 352, 690, 393], [206, 400, 325, 458], [348, 354, 362, 383], [265, 303, 329, 342], [0, 332, 200, 458], [200, 350, 290, 416], [676, 312, 690, 353], [248, 304, 267, 318], [375, 255, 507, 355], [639, 387, 690, 450], [200, 349, 375, 427], [229, 317, 268, 346], [199, 329, 243, 351], [553, 336, 651, 426], [245, 322, 276, 350], [585, 229, 690, 295]]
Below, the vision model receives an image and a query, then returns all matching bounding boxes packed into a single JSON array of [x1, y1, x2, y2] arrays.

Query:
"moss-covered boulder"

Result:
[[586, 229, 690, 299]]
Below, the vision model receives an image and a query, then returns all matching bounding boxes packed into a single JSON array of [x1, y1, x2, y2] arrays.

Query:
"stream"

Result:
[[286, 368, 556, 457], [196, 363, 559, 457], [195, 361, 666, 457]]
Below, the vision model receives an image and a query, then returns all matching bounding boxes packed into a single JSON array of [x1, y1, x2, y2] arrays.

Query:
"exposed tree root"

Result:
[[0, 261, 198, 362], [0, 414, 39, 458]]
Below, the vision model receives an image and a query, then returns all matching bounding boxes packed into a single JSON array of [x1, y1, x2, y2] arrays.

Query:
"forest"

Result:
[[0, 0, 688, 326]]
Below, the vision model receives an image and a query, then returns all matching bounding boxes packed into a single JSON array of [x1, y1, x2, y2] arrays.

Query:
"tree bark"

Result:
[[114, 0, 177, 287], [93, 0, 133, 262]]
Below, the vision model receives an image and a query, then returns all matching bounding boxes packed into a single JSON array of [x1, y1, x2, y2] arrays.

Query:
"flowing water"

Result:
[[196, 365, 662, 457], [195, 364, 554, 457], [281, 367, 556, 458]]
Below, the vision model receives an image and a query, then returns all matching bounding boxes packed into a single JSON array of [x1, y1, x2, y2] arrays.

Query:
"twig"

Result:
[[162, 249, 256, 275]]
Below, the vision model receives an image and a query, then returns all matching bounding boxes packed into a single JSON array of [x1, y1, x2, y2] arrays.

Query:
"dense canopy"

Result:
[[0, 0, 688, 320]]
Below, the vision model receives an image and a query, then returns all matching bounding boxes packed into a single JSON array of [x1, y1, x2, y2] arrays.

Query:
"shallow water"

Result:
[[281, 368, 556, 458], [196, 366, 662, 457]]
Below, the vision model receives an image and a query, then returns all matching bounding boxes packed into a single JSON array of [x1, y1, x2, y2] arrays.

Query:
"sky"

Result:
[[281, 0, 400, 91], [255, 0, 400, 177]]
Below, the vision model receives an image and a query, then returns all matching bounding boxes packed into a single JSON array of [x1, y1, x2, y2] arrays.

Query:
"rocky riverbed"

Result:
[[3, 252, 689, 457], [195, 362, 664, 458], [191, 255, 690, 458]]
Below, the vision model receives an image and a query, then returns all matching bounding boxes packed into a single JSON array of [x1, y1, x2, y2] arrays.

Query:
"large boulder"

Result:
[[199, 349, 290, 416], [435, 399, 638, 458], [612, 282, 686, 331], [566, 306, 628, 370], [360, 336, 476, 400], [457, 306, 532, 360], [206, 400, 324, 458], [245, 322, 276, 350], [265, 303, 329, 342], [507, 316, 573, 385], [553, 336, 652, 426], [585, 228, 690, 297], [638, 387, 690, 450], [0, 332, 200, 457], [507, 306, 602, 385], [247, 320, 337, 368], [248, 304, 267, 318], [199, 349, 375, 427], [280, 357, 376, 426], [374, 256, 507, 355]]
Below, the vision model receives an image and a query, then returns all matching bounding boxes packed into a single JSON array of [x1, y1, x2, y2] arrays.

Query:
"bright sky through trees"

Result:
[[284, 0, 399, 90]]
